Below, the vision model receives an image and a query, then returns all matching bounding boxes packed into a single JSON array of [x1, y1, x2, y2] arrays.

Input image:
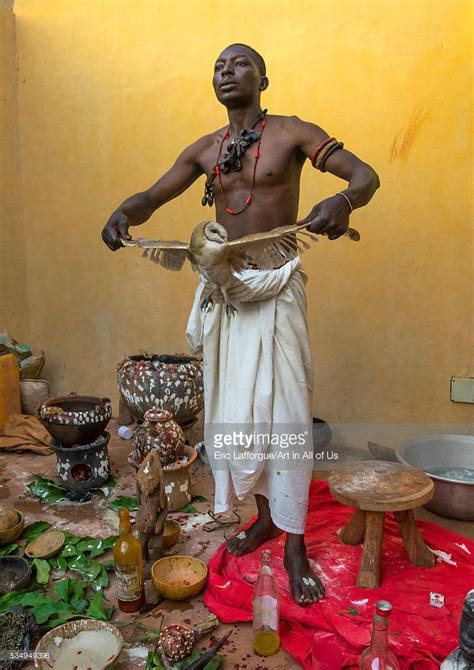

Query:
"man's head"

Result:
[[213, 43, 269, 108]]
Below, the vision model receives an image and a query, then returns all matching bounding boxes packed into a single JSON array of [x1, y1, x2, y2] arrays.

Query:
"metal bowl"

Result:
[[397, 434, 474, 520]]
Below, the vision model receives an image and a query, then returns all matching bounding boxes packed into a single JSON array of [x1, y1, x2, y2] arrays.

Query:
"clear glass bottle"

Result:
[[253, 549, 280, 656], [359, 601, 400, 670], [113, 507, 145, 612]]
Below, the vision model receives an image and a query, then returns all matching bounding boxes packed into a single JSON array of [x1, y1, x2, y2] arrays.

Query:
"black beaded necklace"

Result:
[[202, 109, 268, 215]]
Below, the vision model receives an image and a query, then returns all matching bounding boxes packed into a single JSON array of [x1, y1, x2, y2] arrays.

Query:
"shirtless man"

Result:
[[102, 43, 380, 604]]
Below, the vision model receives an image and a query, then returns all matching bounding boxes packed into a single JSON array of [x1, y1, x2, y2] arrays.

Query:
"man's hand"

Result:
[[101, 210, 132, 251], [301, 194, 351, 240]]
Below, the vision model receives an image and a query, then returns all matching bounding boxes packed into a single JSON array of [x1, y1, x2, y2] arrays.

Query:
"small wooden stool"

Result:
[[328, 461, 436, 588]]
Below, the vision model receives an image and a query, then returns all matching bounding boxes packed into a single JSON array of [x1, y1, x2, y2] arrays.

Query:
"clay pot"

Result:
[[38, 395, 112, 446], [117, 354, 204, 426], [128, 445, 198, 512], [135, 409, 185, 467]]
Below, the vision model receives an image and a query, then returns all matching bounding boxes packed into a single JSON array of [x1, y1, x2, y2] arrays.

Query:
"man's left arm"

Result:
[[294, 119, 381, 239]]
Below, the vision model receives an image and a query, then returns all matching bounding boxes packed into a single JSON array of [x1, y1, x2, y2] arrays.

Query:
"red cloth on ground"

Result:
[[203, 481, 474, 669]]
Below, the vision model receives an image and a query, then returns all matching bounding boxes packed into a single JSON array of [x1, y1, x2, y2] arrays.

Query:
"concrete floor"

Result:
[[0, 420, 472, 669]]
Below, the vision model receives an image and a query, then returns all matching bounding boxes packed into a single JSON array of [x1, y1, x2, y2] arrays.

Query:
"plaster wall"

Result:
[[11, 0, 473, 424], [0, 8, 29, 341]]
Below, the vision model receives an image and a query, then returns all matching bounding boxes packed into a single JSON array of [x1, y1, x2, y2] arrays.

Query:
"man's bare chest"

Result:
[[198, 127, 304, 189]]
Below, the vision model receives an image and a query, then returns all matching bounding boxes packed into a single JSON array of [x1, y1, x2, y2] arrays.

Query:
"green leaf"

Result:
[[348, 606, 361, 616], [85, 593, 113, 620], [71, 597, 88, 613], [34, 600, 71, 625], [67, 553, 89, 574], [107, 496, 138, 511], [27, 476, 67, 503], [0, 590, 49, 613], [33, 558, 51, 584], [178, 503, 197, 513], [89, 536, 117, 558], [96, 565, 110, 590], [21, 521, 52, 543], [60, 544, 78, 558], [53, 579, 71, 602], [44, 610, 83, 628], [0, 543, 18, 556], [75, 537, 98, 553], [56, 554, 68, 573], [191, 495, 208, 503], [62, 531, 82, 545], [70, 580, 86, 602], [98, 476, 117, 496], [101, 560, 114, 571]]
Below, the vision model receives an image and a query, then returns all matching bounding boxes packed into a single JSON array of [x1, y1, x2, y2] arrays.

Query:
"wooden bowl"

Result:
[[0, 556, 31, 595], [163, 520, 181, 550], [25, 530, 65, 559], [34, 618, 123, 669], [0, 506, 24, 546], [151, 555, 208, 601]]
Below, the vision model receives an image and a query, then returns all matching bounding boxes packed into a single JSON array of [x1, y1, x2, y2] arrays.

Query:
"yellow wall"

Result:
[[10, 0, 473, 424], [0, 9, 29, 341]]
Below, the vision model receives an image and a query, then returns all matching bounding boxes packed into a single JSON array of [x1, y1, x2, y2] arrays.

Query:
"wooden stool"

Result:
[[328, 461, 436, 588]]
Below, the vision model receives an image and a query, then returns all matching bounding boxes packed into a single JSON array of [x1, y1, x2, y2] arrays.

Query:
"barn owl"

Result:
[[122, 221, 360, 316]]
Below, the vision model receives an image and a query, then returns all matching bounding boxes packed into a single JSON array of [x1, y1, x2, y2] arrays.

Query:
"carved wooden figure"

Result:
[[136, 450, 168, 567]]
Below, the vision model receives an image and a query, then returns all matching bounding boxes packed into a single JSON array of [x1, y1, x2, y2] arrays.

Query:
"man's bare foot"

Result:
[[284, 534, 325, 605], [227, 515, 282, 556]]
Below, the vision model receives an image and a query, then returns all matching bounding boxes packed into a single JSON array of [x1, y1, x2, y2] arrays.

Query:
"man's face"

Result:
[[212, 46, 264, 106]]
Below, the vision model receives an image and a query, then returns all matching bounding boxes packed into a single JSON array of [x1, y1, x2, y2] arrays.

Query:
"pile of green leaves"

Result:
[[26, 474, 116, 504], [0, 520, 117, 627], [145, 650, 222, 670], [0, 580, 113, 629], [31, 528, 117, 588]]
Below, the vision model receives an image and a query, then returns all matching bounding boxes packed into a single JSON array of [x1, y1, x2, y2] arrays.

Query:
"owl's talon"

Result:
[[201, 298, 214, 313], [225, 303, 238, 318]]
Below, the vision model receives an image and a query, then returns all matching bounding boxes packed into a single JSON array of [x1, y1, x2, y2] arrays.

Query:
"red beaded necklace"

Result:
[[215, 112, 267, 216]]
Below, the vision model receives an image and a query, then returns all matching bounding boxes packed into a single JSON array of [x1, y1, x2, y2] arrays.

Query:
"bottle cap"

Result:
[[260, 549, 272, 562], [118, 425, 134, 440], [375, 600, 392, 617]]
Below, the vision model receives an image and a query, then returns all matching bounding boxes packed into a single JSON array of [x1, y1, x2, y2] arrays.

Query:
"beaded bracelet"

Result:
[[311, 137, 336, 167], [319, 141, 344, 172], [336, 191, 353, 213]]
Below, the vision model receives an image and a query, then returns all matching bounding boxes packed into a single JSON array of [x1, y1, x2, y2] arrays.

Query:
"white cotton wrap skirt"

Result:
[[186, 256, 314, 534]]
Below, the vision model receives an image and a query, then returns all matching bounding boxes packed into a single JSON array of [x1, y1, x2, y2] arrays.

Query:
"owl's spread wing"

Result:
[[122, 238, 192, 271], [225, 223, 360, 271], [224, 223, 315, 270]]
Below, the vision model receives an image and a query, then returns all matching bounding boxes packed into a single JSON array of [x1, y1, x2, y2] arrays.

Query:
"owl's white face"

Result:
[[204, 222, 228, 243]]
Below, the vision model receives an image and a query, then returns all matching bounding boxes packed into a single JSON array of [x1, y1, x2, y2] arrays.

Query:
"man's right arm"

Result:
[[102, 140, 205, 250]]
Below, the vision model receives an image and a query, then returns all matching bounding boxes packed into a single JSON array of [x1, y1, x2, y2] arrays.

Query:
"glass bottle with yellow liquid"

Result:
[[253, 549, 280, 656], [113, 507, 145, 613]]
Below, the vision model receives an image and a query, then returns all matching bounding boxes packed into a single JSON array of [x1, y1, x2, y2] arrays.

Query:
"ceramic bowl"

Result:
[[38, 395, 112, 445], [34, 619, 123, 669], [0, 556, 31, 595], [0, 506, 24, 546], [162, 520, 181, 550], [151, 555, 208, 601]]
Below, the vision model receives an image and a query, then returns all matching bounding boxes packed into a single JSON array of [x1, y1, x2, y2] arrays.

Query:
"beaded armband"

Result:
[[311, 138, 344, 172]]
